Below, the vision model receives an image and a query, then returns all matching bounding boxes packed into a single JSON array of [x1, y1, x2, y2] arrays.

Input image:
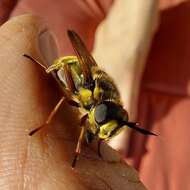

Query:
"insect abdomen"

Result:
[[92, 67, 121, 103]]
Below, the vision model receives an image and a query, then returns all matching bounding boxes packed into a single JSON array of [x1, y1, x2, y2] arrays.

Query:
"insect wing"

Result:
[[67, 30, 97, 84]]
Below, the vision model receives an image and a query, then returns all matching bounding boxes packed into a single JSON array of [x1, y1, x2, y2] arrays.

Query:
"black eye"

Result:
[[94, 103, 108, 124], [94, 101, 128, 125]]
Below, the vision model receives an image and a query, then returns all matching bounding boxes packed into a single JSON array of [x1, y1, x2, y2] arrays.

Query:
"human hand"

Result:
[[3, 0, 159, 157], [0, 14, 147, 190]]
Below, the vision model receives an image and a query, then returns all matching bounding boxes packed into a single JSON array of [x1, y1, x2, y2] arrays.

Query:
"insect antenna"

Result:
[[125, 122, 157, 136]]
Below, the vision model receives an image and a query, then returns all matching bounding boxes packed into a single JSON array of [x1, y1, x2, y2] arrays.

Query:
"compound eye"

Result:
[[94, 103, 108, 124]]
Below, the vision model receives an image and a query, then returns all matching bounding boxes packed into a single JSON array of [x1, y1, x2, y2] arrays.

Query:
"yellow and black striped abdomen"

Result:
[[92, 67, 121, 104]]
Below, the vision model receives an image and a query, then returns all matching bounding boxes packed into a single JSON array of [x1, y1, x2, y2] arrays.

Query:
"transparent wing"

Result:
[[67, 30, 97, 84]]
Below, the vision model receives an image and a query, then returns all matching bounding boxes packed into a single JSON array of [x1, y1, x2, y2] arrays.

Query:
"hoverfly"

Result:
[[23, 30, 157, 168]]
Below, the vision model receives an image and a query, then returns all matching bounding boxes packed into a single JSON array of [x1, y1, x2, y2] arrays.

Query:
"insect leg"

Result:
[[72, 114, 88, 168], [45, 56, 78, 73], [29, 96, 66, 136], [23, 54, 47, 70], [29, 97, 80, 136]]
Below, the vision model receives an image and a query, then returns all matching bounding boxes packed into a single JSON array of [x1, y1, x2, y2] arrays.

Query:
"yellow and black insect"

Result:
[[24, 30, 156, 168]]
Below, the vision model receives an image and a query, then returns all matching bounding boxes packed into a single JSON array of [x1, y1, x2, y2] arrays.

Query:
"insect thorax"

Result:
[[55, 56, 121, 112], [77, 66, 121, 110]]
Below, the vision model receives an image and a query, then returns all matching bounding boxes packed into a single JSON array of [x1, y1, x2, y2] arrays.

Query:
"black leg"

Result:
[[29, 126, 44, 136]]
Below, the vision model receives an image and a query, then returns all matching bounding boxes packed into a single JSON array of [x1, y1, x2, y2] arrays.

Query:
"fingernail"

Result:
[[38, 29, 58, 66]]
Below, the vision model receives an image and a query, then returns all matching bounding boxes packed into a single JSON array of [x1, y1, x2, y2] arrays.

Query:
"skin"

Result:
[[0, 15, 146, 190]]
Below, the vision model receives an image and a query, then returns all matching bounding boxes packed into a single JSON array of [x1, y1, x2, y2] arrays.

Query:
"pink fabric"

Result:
[[128, 1, 190, 189], [0, 0, 18, 24], [11, 0, 112, 54]]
